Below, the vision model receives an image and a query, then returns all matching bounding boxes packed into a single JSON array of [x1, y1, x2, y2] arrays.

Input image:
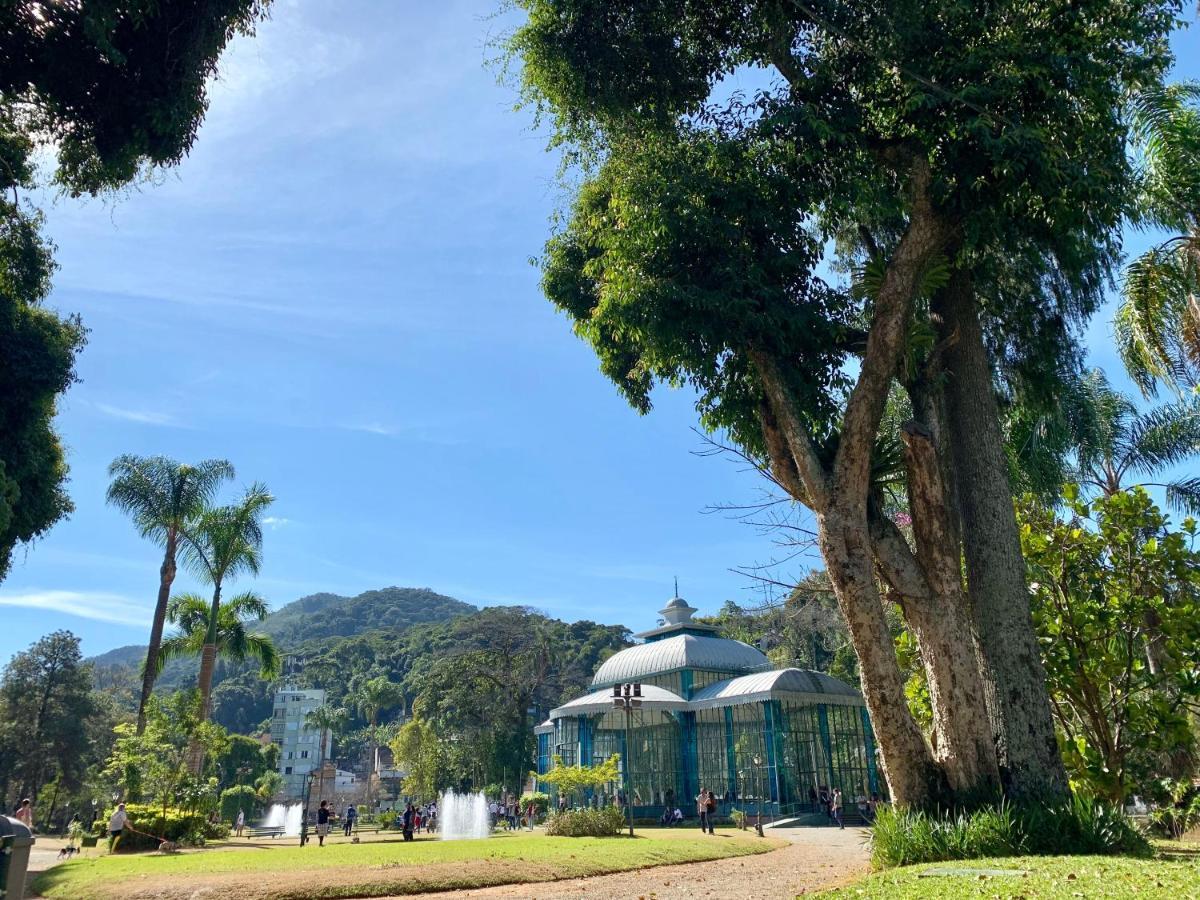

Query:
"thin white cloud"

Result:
[[346, 422, 397, 436], [262, 516, 291, 529], [94, 402, 177, 427], [0, 590, 149, 627]]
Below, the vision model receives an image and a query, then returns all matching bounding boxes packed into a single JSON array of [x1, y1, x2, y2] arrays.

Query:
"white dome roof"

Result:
[[591, 634, 769, 687], [690, 668, 864, 708], [550, 684, 689, 718]]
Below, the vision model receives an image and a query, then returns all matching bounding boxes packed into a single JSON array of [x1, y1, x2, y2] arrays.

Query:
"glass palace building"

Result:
[[534, 595, 882, 819]]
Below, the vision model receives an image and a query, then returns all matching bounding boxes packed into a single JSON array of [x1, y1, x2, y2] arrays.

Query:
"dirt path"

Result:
[[403, 827, 870, 900]]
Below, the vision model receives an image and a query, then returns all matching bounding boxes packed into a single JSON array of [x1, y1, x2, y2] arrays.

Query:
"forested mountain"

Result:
[[87, 586, 631, 756], [91, 586, 475, 683]]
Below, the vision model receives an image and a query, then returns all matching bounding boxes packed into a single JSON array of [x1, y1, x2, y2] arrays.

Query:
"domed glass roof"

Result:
[[591, 633, 770, 687]]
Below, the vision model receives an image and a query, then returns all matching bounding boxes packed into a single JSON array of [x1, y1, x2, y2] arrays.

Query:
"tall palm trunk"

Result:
[[188, 584, 222, 775], [197, 583, 223, 721], [137, 530, 178, 734], [935, 272, 1068, 798]]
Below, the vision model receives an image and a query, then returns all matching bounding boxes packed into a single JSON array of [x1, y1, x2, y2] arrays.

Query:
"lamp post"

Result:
[[611, 682, 641, 837], [752, 755, 764, 837]]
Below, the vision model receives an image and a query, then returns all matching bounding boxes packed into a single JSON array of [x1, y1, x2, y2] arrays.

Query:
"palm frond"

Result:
[[1116, 237, 1200, 396], [1165, 476, 1200, 516], [1125, 401, 1200, 475], [245, 633, 282, 679]]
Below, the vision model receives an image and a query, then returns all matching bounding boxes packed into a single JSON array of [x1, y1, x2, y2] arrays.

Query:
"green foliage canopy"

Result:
[[1021, 487, 1200, 800]]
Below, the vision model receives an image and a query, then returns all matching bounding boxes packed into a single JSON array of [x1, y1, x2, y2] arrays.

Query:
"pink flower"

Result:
[[894, 512, 912, 527]]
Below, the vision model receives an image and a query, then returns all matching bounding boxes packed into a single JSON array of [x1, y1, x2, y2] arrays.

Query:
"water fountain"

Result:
[[438, 790, 490, 840], [262, 802, 304, 836]]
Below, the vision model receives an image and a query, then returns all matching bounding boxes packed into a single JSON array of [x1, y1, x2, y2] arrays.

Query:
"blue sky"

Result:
[[0, 2, 1197, 660]]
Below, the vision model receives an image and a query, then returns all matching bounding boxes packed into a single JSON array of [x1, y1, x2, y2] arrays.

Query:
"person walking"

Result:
[[832, 788, 844, 829], [107, 802, 128, 851], [14, 799, 33, 830], [695, 788, 714, 834], [402, 803, 415, 841], [235, 808, 245, 837], [316, 801, 331, 846], [343, 804, 356, 837]]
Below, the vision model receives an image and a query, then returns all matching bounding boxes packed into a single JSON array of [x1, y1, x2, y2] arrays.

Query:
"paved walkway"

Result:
[[22, 835, 71, 898], [406, 827, 870, 900]]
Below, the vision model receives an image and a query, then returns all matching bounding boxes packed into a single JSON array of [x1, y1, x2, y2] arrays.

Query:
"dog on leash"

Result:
[[157, 840, 181, 853], [351, 835, 361, 844], [56, 845, 80, 860]]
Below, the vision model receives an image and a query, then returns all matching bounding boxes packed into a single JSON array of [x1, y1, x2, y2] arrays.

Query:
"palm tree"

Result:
[[354, 676, 405, 802], [106, 455, 234, 733], [304, 704, 348, 807], [152, 591, 281, 683], [178, 482, 274, 726], [1114, 83, 1200, 395], [1072, 369, 1200, 513]]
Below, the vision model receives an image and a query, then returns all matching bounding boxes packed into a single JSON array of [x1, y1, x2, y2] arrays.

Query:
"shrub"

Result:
[[95, 804, 229, 853], [219, 786, 260, 824], [544, 805, 627, 837], [730, 808, 747, 830], [1147, 781, 1200, 840], [871, 796, 1150, 869], [520, 791, 550, 815], [378, 809, 399, 830]]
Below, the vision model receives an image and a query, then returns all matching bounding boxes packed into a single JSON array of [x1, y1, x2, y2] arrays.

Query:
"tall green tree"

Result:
[[303, 704, 347, 805], [354, 675, 405, 795], [154, 591, 280, 686], [106, 455, 235, 733], [511, 0, 1181, 806], [178, 483, 273, 732], [0, 631, 96, 808], [0, 2, 267, 581], [1115, 84, 1200, 395], [1021, 487, 1200, 801]]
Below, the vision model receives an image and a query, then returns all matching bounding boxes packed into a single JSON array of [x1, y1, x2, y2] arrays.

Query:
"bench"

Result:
[[245, 826, 286, 839], [353, 824, 382, 834]]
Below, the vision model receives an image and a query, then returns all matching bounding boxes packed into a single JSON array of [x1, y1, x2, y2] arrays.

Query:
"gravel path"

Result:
[[404, 827, 870, 900]]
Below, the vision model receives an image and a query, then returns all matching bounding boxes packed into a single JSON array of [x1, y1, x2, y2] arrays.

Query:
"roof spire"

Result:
[[674, 575, 679, 598]]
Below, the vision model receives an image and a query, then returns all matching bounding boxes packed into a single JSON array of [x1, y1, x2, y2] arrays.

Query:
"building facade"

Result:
[[534, 596, 882, 820], [270, 687, 333, 799]]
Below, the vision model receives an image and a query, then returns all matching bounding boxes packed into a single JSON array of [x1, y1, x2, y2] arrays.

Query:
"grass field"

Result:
[[817, 843, 1200, 898], [33, 828, 784, 899]]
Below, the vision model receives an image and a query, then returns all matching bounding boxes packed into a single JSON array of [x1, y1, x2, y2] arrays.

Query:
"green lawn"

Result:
[[817, 844, 1200, 898], [33, 829, 783, 900]]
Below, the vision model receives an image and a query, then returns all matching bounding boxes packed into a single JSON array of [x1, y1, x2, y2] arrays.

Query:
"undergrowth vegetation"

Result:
[[870, 795, 1151, 868]]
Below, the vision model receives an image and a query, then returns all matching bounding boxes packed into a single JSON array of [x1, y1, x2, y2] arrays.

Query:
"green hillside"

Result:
[[90, 586, 474, 682], [87, 587, 631, 751]]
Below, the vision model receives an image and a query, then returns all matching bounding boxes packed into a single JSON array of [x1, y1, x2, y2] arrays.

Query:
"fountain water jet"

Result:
[[262, 802, 303, 836], [438, 790, 490, 840]]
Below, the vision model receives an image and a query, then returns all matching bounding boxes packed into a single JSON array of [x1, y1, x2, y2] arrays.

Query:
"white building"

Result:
[[270, 687, 333, 799]]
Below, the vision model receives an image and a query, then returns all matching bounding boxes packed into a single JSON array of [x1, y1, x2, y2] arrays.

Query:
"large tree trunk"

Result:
[[897, 423, 1000, 796], [819, 509, 947, 807], [137, 531, 177, 735], [935, 271, 1068, 798]]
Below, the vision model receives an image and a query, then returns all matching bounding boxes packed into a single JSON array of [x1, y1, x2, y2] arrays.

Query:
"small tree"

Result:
[[390, 718, 446, 801], [1021, 486, 1200, 800], [536, 754, 621, 808]]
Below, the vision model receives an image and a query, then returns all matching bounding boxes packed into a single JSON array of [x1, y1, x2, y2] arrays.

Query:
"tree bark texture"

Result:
[[935, 269, 1068, 798], [137, 531, 177, 735], [899, 421, 1001, 795]]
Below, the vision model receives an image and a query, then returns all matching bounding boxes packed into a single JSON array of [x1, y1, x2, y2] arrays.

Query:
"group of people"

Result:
[[487, 795, 538, 831], [398, 800, 438, 839], [658, 806, 686, 826]]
